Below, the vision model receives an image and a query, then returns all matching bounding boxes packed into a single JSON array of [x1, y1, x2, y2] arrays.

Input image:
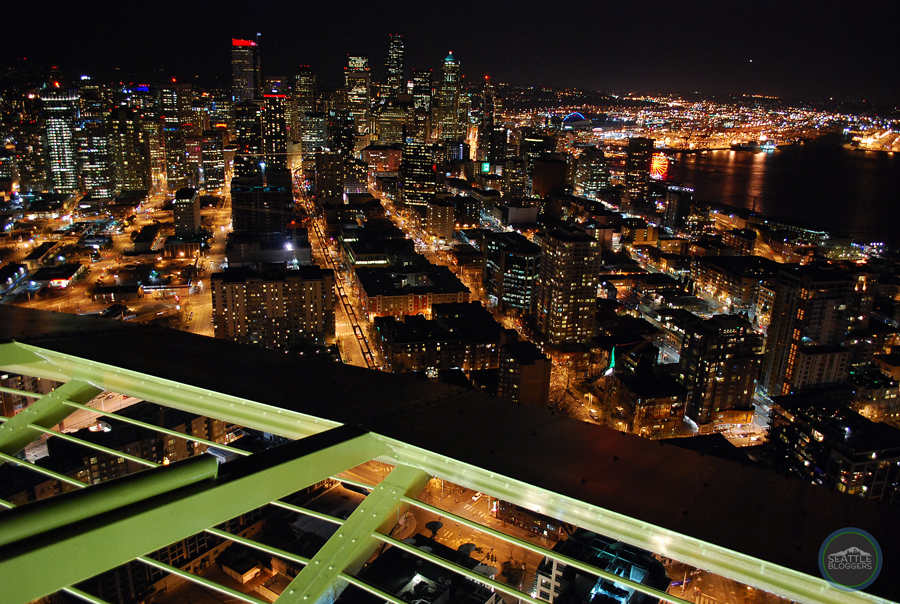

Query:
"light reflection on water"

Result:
[[666, 139, 900, 246]]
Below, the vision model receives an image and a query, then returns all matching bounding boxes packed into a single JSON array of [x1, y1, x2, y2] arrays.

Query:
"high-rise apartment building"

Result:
[[172, 188, 200, 236], [108, 108, 151, 193], [160, 82, 193, 191], [483, 232, 541, 314], [232, 38, 261, 103], [437, 52, 462, 140], [40, 89, 80, 193], [385, 34, 404, 98], [212, 265, 335, 349], [761, 266, 855, 397], [623, 136, 653, 208], [536, 224, 602, 345], [679, 314, 763, 433], [74, 116, 113, 197]]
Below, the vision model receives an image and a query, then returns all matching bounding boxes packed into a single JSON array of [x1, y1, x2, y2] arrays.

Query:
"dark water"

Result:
[[665, 137, 900, 247]]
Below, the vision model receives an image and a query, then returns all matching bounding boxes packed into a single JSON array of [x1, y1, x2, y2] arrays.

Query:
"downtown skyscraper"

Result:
[[385, 34, 404, 98], [232, 38, 261, 103], [40, 89, 80, 193]]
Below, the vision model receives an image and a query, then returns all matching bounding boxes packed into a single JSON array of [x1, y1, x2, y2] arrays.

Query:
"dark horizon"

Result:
[[4, 0, 899, 104]]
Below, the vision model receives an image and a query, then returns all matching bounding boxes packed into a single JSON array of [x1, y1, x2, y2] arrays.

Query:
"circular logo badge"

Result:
[[818, 528, 883, 592]]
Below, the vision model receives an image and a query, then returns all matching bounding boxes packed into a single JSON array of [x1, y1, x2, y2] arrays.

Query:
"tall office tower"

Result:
[[140, 118, 166, 192], [679, 315, 763, 433], [326, 108, 355, 156], [207, 92, 233, 129], [344, 56, 371, 136], [399, 140, 436, 208], [483, 232, 541, 314], [212, 265, 335, 349], [385, 34, 404, 97], [160, 82, 193, 191], [74, 116, 113, 197], [231, 38, 261, 103], [232, 100, 264, 182], [412, 69, 432, 113], [623, 136, 654, 209], [262, 94, 288, 172], [172, 188, 200, 236], [761, 266, 855, 397], [107, 107, 151, 193], [437, 52, 462, 140], [573, 146, 610, 198], [200, 129, 225, 190], [12, 92, 47, 192], [231, 181, 294, 236], [536, 224, 602, 345], [40, 89, 80, 193], [477, 77, 495, 162], [372, 98, 411, 144], [294, 66, 317, 114]]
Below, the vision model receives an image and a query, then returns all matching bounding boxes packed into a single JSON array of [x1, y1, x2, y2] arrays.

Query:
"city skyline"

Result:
[[5, 0, 899, 103]]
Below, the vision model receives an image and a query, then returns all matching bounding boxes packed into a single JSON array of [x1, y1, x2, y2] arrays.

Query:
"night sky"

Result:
[[6, 0, 899, 103]]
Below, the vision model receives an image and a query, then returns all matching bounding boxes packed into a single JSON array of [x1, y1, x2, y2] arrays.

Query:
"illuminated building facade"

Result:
[[761, 266, 855, 397], [172, 187, 200, 236], [231, 38, 261, 103], [385, 34, 404, 98], [232, 100, 264, 182], [108, 108, 151, 193], [679, 314, 763, 433], [573, 146, 609, 198], [160, 82, 193, 191], [437, 52, 462, 140], [536, 225, 601, 345], [230, 182, 294, 237], [200, 129, 225, 190], [40, 89, 80, 193], [412, 69, 432, 112], [482, 231, 541, 314], [399, 140, 436, 208], [294, 66, 317, 114], [262, 94, 288, 172], [212, 264, 335, 349], [345, 56, 371, 135], [623, 136, 653, 209]]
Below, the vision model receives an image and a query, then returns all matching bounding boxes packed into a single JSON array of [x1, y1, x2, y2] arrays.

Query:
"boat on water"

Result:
[[730, 139, 778, 151]]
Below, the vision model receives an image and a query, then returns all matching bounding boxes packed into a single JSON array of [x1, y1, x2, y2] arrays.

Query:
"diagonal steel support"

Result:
[[0, 378, 103, 457], [276, 464, 431, 604], [0, 426, 387, 604]]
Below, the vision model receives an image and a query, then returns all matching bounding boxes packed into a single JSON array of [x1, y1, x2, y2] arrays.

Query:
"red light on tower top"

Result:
[[232, 39, 257, 47]]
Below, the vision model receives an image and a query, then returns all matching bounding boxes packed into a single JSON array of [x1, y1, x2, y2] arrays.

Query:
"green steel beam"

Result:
[[334, 475, 375, 490], [62, 400, 251, 458], [270, 500, 343, 525], [375, 533, 545, 604], [375, 435, 887, 604], [401, 496, 693, 604], [0, 455, 218, 549], [0, 427, 387, 604], [0, 451, 87, 489], [0, 378, 102, 457], [0, 385, 43, 399], [138, 556, 269, 604], [27, 424, 160, 469], [0, 498, 15, 509], [0, 342, 340, 440], [62, 587, 114, 604], [205, 527, 311, 566], [276, 464, 431, 604], [204, 526, 408, 604]]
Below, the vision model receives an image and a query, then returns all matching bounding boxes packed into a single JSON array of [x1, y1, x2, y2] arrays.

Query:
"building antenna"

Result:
[[256, 32, 261, 45]]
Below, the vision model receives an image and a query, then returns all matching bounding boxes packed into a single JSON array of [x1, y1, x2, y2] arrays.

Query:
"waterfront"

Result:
[[665, 137, 900, 247]]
